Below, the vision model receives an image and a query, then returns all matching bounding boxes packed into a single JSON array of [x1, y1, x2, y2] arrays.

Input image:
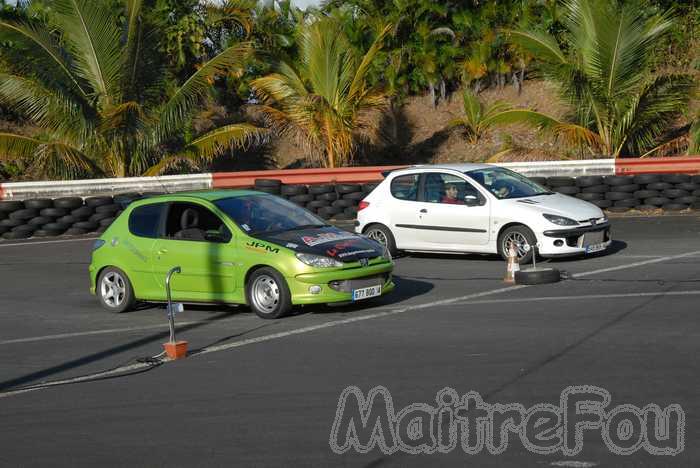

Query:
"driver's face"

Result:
[[446, 186, 458, 197]]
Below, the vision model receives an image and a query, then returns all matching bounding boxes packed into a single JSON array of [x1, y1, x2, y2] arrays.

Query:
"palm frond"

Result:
[[187, 123, 267, 160], [490, 109, 601, 149], [615, 74, 695, 156], [142, 153, 200, 177], [252, 72, 305, 105], [348, 23, 391, 102], [0, 19, 89, 99], [0, 133, 42, 161], [505, 29, 566, 66], [157, 43, 252, 140], [689, 119, 700, 155], [30, 141, 102, 179], [124, 0, 144, 94], [485, 149, 513, 163], [0, 73, 92, 140], [53, 0, 124, 102]]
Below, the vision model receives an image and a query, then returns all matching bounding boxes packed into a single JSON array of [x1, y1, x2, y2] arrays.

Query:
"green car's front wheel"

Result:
[[246, 267, 292, 319], [97, 266, 136, 314]]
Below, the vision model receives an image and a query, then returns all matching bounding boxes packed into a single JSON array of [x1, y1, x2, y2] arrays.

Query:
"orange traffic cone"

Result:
[[503, 243, 520, 283]]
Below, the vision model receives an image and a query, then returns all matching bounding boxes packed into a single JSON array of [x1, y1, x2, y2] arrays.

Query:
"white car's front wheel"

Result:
[[498, 225, 537, 264]]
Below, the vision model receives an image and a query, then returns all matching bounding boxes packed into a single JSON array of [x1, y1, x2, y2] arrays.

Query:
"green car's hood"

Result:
[[254, 226, 383, 262]]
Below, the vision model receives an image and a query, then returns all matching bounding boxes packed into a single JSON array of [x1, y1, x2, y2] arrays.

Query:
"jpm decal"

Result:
[[246, 240, 280, 254]]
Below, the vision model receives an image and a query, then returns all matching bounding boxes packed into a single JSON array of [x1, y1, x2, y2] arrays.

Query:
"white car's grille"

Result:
[[577, 217, 607, 226]]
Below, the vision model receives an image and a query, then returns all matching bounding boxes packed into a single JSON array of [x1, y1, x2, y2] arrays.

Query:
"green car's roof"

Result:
[[146, 189, 263, 202]]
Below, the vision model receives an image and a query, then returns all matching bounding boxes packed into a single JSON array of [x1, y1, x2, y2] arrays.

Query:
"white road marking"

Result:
[[449, 290, 700, 307], [0, 237, 98, 247], [2, 248, 700, 398], [613, 254, 664, 258], [569, 249, 700, 278], [550, 462, 598, 468], [0, 320, 234, 346]]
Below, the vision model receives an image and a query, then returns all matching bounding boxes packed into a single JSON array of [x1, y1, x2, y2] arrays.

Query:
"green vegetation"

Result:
[[0, 0, 262, 178], [507, 0, 695, 158], [0, 0, 698, 179], [251, 18, 390, 168], [448, 90, 517, 144]]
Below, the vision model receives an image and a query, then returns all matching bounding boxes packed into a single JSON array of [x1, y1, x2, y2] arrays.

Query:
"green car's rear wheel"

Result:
[[98, 266, 136, 313], [246, 267, 292, 319]]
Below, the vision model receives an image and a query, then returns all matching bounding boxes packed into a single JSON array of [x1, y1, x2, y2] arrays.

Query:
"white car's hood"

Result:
[[502, 193, 604, 220]]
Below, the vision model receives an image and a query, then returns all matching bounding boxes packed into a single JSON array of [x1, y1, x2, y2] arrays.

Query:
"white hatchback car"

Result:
[[355, 164, 612, 262]]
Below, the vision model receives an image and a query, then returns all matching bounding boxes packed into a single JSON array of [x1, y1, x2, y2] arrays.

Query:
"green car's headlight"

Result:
[[543, 214, 578, 226], [295, 252, 343, 268]]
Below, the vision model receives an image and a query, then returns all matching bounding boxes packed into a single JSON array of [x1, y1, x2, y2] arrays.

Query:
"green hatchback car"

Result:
[[89, 190, 395, 318]]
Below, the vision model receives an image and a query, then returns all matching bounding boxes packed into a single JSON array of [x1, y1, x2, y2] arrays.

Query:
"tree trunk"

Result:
[[472, 79, 481, 95], [512, 72, 520, 94], [440, 80, 446, 103], [518, 67, 525, 95], [429, 82, 436, 107]]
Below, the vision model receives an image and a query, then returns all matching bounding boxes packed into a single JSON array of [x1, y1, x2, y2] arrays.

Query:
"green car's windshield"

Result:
[[214, 195, 327, 235], [466, 167, 552, 200]]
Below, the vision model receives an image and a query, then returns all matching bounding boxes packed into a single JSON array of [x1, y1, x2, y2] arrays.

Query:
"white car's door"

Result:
[[385, 173, 429, 250], [416, 172, 491, 250]]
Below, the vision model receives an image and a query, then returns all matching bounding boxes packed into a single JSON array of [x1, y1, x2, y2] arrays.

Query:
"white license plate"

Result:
[[586, 242, 607, 253], [352, 285, 382, 301]]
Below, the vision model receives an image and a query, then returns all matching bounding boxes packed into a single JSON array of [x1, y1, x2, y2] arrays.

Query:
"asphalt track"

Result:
[[0, 216, 698, 467]]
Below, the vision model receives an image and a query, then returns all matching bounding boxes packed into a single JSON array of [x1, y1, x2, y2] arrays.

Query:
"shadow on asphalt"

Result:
[[0, 311, 239, 391], [302, 275, 434, 315], [545, 240, 628, 263]]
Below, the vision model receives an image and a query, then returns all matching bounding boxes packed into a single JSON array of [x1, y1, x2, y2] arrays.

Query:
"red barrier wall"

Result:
[[616, 156, 700, 175], [212, 165, 406, 188]]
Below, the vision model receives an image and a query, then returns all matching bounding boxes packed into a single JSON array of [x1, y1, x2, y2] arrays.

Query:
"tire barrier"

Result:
[[1, 173, 698, 241], [272, 180, 377, 221], [538, 173, 700, 214], [0, 195, 130, 240]]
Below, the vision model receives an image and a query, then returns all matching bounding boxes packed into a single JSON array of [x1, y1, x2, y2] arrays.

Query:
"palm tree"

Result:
[[448, 90, 514, 144], [0, 0, 262, 179], [251, 18, 390, 168], [506, 0, 695, 158]]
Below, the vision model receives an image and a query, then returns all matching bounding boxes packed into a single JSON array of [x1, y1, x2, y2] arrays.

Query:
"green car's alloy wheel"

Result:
[[98, 267, 136, 313], [246, 267, 292, 319]]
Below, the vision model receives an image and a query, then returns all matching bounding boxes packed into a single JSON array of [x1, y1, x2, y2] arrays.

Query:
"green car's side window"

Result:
[[163, 202, 232, 243], [129, 203, 164, 238]]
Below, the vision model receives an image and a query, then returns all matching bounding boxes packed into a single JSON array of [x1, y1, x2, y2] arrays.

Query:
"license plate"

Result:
[[352, 285, 382, 301], [586, 242, 608, 253]]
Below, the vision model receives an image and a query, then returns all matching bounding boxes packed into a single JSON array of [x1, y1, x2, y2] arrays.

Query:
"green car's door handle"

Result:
[[158, 248, 168, 254]]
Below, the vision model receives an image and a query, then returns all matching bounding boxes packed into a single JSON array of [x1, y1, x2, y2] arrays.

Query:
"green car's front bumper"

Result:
[[287, 259, 394, 305]]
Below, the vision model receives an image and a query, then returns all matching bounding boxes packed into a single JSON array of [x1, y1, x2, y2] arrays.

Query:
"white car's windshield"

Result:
[[466, 167, 552, 199], [214, 195, 326, 235]]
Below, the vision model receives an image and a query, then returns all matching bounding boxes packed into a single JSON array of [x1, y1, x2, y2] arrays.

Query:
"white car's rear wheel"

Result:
[[365, 224, 398, 257]]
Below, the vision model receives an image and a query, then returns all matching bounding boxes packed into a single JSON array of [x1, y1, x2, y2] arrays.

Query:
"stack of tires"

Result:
[[0, 196, 118, 239], [254, 179, 378, 221], [536, 174, 700, 213]]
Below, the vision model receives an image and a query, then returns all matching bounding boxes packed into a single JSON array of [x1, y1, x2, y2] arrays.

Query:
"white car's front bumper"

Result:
[[536, 222, 612, 257]]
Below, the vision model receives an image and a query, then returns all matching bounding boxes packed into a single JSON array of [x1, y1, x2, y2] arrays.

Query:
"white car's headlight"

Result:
[[543, 214, 578, 226], [295, 253, 343, 268]]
